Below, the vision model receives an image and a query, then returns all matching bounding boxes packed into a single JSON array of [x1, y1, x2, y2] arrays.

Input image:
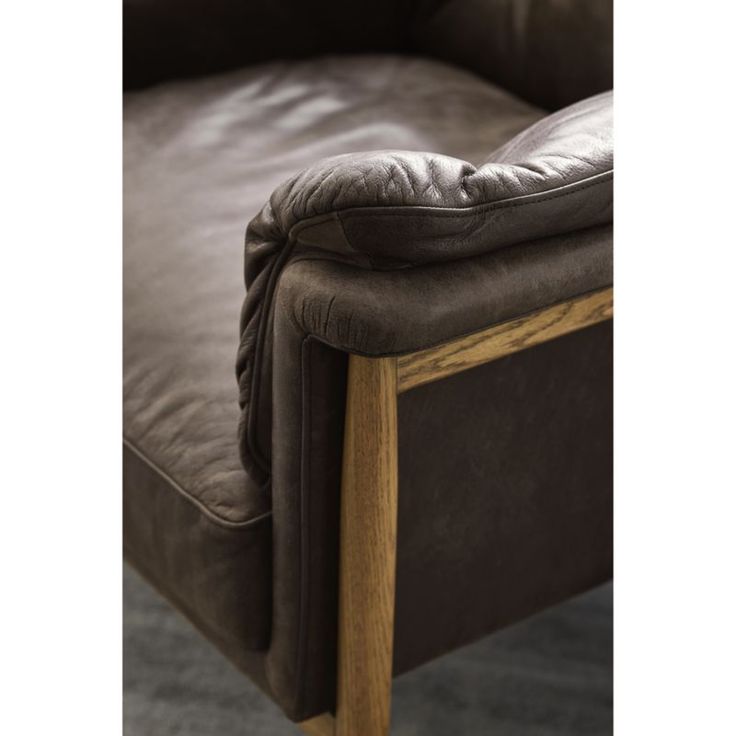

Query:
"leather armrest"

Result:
[[236, 91, 613, 482]]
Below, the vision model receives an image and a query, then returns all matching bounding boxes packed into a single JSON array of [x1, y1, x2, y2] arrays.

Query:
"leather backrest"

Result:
[[409, 0, 613, 110], [123, 0, 408, 90], [124, 0, 612, 107]]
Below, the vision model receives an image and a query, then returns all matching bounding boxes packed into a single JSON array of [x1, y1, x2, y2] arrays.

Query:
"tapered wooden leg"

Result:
[[336, 355, 398, 735]]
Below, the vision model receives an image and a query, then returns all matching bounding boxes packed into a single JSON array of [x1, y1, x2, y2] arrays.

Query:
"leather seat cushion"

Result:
[[123, 55, 545, 659]]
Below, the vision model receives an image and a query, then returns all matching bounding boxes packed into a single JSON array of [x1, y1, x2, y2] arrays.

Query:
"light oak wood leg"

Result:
[[299, 355, 398, 736], [299, 712, 336, 736], [337, 355, 398, 735]]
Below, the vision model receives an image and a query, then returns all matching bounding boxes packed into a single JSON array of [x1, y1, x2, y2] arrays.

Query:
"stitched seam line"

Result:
[[336, 209, 354, 253], [336, 171, 612, 224], [282, 170, 612, 239], [123, 437, 272, 530]]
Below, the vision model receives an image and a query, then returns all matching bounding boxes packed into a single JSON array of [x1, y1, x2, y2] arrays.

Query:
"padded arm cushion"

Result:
[[236, 91, 612, 484]]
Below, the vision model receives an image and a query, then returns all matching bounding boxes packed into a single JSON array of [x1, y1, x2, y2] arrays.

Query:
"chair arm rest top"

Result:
[[236, 90, 612, 484]]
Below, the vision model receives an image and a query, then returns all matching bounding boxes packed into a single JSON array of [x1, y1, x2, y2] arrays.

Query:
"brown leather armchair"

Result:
[[123, 2, 613, 733]]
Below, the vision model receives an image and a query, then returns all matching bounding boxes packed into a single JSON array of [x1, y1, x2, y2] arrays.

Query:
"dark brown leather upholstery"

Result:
[[124, 0, 613, 111], [410, 0, 614, 109], [395, 321, 613, 672], [124, 1, 613, 722], [123, 0, 408, 90], [238, 91, 612, 483], [264, 233, 612, 717]]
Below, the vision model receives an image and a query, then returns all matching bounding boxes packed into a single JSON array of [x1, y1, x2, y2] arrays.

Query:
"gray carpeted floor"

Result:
[[124, 565, 612, 735]]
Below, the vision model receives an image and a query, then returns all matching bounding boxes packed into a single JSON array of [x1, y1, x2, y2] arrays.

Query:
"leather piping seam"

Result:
[[123, 437, 272, 530], [334, 169, 612, 231]]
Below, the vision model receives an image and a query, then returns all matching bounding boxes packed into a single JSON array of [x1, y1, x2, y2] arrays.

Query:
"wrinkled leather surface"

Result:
[[125, 53, 539, 502], [123, 54, 544, 711], [238, 91, 612, 483]]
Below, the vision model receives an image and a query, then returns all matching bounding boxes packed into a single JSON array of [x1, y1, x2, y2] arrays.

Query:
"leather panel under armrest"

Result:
[[394, 320, 613, 673]]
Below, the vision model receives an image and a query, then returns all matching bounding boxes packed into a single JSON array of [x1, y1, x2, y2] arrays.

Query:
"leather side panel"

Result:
[[394, 320, 613, 673], [265, 317, 347, 720]]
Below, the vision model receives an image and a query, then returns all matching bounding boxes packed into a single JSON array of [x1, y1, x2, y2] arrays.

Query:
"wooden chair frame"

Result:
[[299, 287, 613, 736]]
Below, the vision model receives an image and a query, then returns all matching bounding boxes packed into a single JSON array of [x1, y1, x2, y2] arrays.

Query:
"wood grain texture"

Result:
[[335, 356, 399, 736], [397, 287, 613, 394], [298, 713, 336, 736]]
